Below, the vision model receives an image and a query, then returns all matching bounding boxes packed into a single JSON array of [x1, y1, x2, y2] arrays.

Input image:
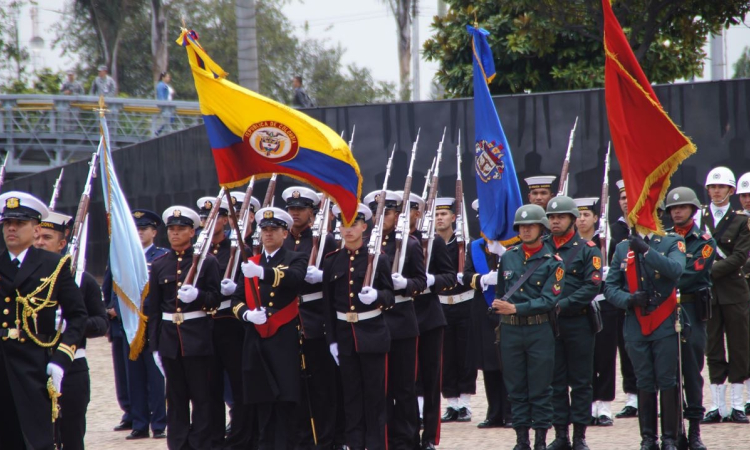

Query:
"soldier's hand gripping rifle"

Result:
[[421, 128, 446, 269], [557, 116, 579, 196], [598, 143, 611, 263], [455, 130, 469, 273], [364, 147, 396, 287], [309, 195, 332, 268], [252, 173, 278, 254], [224, 177, 255, 281], [393, 129, 420, 273], [68, 151, 100, 283], [184, 188, 225, 286], [48, 168, 64, 211], [0, 152, 9, 192]]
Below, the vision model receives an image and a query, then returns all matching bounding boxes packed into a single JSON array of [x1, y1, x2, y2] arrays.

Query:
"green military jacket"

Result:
[[604, 233, 686, 341], [666, 223, 716, 294], [496, 245, 565, 316], [543, 232, 603, 315], [700, 208, 750, 305]]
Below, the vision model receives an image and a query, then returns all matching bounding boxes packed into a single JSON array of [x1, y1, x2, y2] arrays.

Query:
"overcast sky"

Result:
[[21, 1, 750, 97]]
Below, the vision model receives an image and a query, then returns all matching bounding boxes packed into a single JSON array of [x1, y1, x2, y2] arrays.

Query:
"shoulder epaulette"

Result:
[[735, 210, 747, 216], [586, 240, 596, 247], [553, 254, 562, 261], [701, 233, 712, 241], [152, 252, 169, 262], [324, 248, 341, 259]]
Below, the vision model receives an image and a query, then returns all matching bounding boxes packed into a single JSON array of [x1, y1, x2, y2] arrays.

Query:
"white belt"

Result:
[[439, 291, 474, 305], [218, 300, 232, 310], [301, 292, 323, 303], [336, 309, 382, 323], [394, 295, 412, 304], [162, 311, 207, 323], [74, 349, 86, 359]]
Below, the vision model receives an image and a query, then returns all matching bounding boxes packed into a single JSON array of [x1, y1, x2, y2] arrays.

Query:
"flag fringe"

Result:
[[113, 281, 149, 360]]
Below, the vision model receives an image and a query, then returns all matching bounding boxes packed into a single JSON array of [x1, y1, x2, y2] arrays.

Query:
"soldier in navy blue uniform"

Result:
[[0, 192, 88, 450], [230, 207, 307, 449], [365, 190, 427, 450], [323, 203, 394, 450], [35, 211, 108, 450], [147, 206, 221, 450]]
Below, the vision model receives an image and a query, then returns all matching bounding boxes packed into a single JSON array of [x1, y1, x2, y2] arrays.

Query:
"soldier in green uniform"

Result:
[[491, 204, 565, 450], [544, 196, 602, 450], [604, 216, 686, 450], [665, 187, 716, 450]]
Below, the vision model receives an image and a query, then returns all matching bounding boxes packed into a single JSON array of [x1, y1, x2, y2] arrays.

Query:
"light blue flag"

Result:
[[98, 115, 150, 359], [467, 25, 523, 243]]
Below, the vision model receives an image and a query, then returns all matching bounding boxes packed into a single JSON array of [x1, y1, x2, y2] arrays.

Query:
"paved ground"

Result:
[[85, 338, 750, 449]]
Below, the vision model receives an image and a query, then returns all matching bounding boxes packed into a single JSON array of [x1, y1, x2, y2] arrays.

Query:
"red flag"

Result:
[[603, 0, 696, 235]]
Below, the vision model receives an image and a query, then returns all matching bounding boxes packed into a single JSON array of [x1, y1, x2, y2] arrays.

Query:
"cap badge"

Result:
[[551, 201, 558, 209], [173, 209, 182, 217], [743, 181, 749, 188], [204, 200, 212, 210], [713, 172, 720, 179], [133, 211, 145, 218], [292, 190, 300, 198], [6, 198, 19, 209], [263, 210, 274, 219], [521, 211, 528, 218], [230, 196, 237, 204], [673, 193, 680, 200], [374, 194, 380, 202]]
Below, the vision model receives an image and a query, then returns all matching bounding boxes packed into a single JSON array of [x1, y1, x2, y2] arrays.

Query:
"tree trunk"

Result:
[[396, 0, 412, 101], [151, 0, 169, 86], [235, 0, 259, 91]]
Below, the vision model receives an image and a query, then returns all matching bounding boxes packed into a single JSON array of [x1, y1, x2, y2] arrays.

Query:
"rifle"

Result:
[[421, 128, 446, 269], [364, 146, 396, 287], [421, 157, 436, 203], [224, 177, 255, 281], [598, 143, 611, 263], [455, 129, 469, 273], [253, 174, 278, 254], [49, 168, 64, 210], [348, 125, 356, 150], [393, 129, 420, 273], [0, 152, 9, 192], [224, 189, 261, 309], [558, 116, 579, 196], [309, 195, 332, 268], [184, 188, 225, 286], [68, 152, 100, 282]]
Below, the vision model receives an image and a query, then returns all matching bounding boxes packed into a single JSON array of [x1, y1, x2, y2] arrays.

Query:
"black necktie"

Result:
[[266, 254, 271, 264], [11, 258, 20, 268]]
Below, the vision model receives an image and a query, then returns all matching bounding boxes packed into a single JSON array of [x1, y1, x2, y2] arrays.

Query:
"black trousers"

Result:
[[57, 359, 91, 450], [415, 327, 444, 445], [681, 303, 707, 420], [0, 348, 38, 450], [483, 370, 510, 423], [163, 353, 214, 450], [210, 318, 253, 450], [442, 305, 477, 399], [617, 310, 638, 394], [110, 334, 131, 422], [339, 351, 387, 450], [258, 401, 298, 450], [296, 337, 339, 449], [387, 337, 418, 450], [593, 308, 619, 402]]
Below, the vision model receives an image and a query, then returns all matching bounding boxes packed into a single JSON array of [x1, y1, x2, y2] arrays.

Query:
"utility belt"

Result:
[[394, 295, 412, 304], [439, 291, 474, 305], [500, 313, 551, 326], [558, 306, 588, 317], [162, 311, 207, 324], [679, 288, 712, 321], [301, 292, 323, 303], [336, 309, 382, 323], [0, 329, 53, 343]]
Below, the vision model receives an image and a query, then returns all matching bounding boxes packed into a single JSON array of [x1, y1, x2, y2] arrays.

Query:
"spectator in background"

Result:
[[156, 72, 174, 101], [90, 65, 117, 97], [61, 70, 84, 95], [292, 75, 315, 108]]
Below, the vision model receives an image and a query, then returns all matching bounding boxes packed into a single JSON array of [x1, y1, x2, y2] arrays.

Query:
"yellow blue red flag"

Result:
[[177, 29, 363, 224]]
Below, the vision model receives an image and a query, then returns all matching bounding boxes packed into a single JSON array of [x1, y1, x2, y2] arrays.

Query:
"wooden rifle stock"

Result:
[[224, 177, 255, 280], [69, 151, 100, 276]]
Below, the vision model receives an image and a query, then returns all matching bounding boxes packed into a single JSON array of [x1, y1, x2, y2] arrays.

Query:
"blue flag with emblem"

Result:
[[98, 111, 150, 360], [467, 25, 523, 243]]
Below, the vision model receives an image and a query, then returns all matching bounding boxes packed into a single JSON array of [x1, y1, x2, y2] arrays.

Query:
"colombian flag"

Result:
[[603, 0, 696, 235], [177, 29, 362, 225]]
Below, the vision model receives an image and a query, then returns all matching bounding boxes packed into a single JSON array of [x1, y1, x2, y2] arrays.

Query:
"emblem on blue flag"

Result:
[[475, 139, 506, 183]]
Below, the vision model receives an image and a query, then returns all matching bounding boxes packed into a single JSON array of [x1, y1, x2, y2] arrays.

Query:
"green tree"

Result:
[[424, 0, 750, 97], [733, 46, 750, 79], [0, 1, 31, 91]]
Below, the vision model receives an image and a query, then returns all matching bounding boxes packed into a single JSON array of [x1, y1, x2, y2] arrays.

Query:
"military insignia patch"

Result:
[[592, 271, 602, 285], [292, 190, 300, 198], [244, 121, 300, 163], [6, 197, 19, 209], [475, 139, 506, 182], [173, 209, 182, 217], [677, 241, 686, 253], [503, 270, 513, 279], [586, 240, 596, 247], [593, 256, 602, 270], [133, 211, 145, 218], [555, 267, 564, 281], [230, 196, 237, 205], [552, 283, 561, 295], [263, 210, 274, 219], [701, 244, 713, 259]]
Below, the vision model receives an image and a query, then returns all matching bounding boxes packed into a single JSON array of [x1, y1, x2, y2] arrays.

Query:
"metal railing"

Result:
[[0, 94, 203, 174]]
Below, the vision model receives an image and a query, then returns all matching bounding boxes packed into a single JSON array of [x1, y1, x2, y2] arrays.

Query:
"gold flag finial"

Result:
[[95, 95, 108, 117], [473, 11, 478, 28]]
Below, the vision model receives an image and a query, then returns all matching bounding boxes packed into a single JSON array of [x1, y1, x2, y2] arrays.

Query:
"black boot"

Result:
[[687, 419, 707, 450], [545, 425, 571, 450], [572, 424, 590, 450], [638, 390, 659, 450], [659, 387, 679, 450], [513, 427, 531, 450], [534, 428, 548, 450]]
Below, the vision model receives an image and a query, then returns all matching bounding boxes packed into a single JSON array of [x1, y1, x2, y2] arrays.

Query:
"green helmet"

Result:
[[665, 187, 701, 211], [513, 204, 550, 231], [546, 195, 580, 218]]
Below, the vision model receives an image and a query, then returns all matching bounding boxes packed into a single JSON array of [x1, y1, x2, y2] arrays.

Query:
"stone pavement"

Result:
[[84, 337, 750, 449]]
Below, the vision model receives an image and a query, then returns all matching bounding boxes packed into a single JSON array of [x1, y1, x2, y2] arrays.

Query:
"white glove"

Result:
[[152, 351, 165, 377], [358, 286, 378, 305], [602, 266, 610, 281], [178, 285, 199, 303], [305, 266, 323, 284], [487, 241, 507, 257], [241, 260, 264, 279], [480, 270, 498, 290], [457, 273, 465, 285], [426, 273, 435, 287], [329, 342, 340, 366], [594, 294, 606, 302], [391, 273, 407, 290], [46, 363, 64, 393], [243, 308, 268, 324], [220, 279, 237, 296]]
